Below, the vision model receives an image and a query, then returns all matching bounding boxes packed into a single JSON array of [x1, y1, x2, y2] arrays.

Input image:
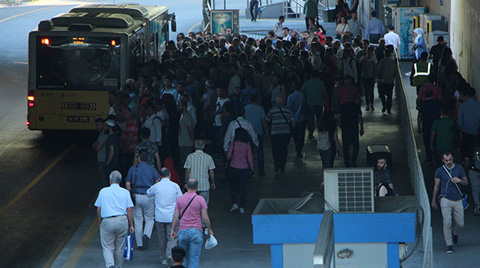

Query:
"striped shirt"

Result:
[[184, 150, 216, 191], [120, 116, 138, 153], [266, 105, 294, 135]]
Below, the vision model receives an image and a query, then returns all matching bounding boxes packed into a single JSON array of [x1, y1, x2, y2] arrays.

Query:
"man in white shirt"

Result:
[[227, 65, 241, 96], [384, 25, 401, 56], [181, 94, 197, 127], [147, 168, 182, 266], [282, 27, 291, 41], [95, 171, 134, 268], [274, 15, 285, 39], [142, 103, 162, 145], [223, 107, 259, 152]]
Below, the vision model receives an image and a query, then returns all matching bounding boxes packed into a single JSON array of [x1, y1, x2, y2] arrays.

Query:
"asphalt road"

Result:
[[0, 1, 201, 267]]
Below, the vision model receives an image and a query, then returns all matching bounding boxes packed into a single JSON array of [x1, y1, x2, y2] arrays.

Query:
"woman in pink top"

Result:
[[226, 127, 254, 214]]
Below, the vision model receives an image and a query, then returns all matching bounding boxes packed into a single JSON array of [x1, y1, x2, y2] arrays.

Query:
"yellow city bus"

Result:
[[27, 4, 175, 130]]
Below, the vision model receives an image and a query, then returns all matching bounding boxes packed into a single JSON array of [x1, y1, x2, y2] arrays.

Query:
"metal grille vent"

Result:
[[324, 168, 374, 213]]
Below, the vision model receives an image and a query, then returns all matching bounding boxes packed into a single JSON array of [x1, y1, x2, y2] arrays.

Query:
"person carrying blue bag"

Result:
[[95, 171, 135, 268], [431, 151, 469, 254]]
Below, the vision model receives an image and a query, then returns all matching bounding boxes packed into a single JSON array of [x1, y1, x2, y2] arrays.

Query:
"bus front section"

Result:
[[27, 33, 123, 130]]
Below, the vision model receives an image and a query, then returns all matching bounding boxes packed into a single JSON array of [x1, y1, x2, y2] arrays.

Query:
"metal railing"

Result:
[[395, 60, 433, 268], [202, 0, 212, 33], [313, 210, 335, 268], [239, 30, 270, 40]]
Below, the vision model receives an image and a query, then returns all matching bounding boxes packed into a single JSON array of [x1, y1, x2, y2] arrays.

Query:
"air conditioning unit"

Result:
[[324, 168, 374, 213]]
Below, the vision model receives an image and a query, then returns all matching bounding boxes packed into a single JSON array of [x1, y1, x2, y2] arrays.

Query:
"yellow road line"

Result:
[[61, 218, 99, 268], [0, 6, 58, 24], [0, 139, 81, 216]]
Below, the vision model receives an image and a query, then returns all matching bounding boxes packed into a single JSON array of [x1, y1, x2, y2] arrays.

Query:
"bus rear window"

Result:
[[36, 36, 121, 91]]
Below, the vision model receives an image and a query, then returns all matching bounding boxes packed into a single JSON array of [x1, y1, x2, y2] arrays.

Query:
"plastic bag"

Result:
[[124, 231, 134, 260], [205, 235, 218, 250]]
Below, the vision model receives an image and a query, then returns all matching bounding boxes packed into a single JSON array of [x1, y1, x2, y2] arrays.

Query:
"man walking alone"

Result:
[[95, 171, 134, 268]]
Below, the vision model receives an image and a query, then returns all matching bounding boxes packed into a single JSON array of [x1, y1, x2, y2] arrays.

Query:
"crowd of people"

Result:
[[91, 1, 480, 264], [90, 5, 409, 266]]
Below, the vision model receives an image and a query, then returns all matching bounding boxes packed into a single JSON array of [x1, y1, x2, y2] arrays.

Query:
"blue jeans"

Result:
[[178, 228, 203, 268], [250, 1, 259, 21], [342, 128, 359, 167]]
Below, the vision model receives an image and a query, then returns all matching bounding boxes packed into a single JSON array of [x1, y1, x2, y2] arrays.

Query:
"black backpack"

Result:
[[471, 146, 480, 172]]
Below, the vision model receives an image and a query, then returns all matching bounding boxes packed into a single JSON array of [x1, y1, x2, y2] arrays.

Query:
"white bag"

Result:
[[316, 131, 331, 151], [205, 235, 218, 249]]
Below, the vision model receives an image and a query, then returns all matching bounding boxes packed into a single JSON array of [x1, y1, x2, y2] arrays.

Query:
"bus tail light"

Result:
[[111, 40, 116, 46], [26, 121, 30, 125], [28, 91, 35, 108], [41, 38, 50, 45]]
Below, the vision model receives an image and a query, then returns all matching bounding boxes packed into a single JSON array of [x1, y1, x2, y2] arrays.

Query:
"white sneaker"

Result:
[[166, 257, 173, 266], [229, 203, 239, 212], [161, 259, 167, 265], [239, 208, 245, 214]]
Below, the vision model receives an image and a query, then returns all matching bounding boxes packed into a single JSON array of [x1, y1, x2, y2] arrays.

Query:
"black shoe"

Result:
[[382, 108, 386, 113], [371, 105, 375, 111], [452, 230, 458, 245], [142, 234, 149, 250], [296, 153, 303, 158], [446, 245, 454, 254], [365, 106, 370, 111], [137, 246, 145, 250], [387, 110, 391, 114]]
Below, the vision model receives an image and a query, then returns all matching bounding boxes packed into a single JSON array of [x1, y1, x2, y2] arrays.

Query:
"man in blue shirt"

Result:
[[95, 171, 134, 268], [245, 93, 268, 176], [365, 11, 385, 44], [458, 87, 480, 163], [302, 70, 327, 140], [126, 149, 158, 250], [241, 77, 261, 106], [287, 86, 307, 158], [431, 151, 468, 254]]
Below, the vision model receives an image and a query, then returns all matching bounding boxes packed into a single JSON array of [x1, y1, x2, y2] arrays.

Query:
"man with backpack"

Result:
[[374, 158, 395, 196], [469, 136, 480, 215], [223, 107, 259, 152]]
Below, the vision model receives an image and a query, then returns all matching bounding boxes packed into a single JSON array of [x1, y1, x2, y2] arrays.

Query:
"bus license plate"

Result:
[[67, 116, 89, 122]]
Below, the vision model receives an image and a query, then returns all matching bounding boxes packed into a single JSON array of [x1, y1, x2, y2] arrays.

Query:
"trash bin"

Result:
[[366, 144, 392, 170], [323, 8, 336, 22]]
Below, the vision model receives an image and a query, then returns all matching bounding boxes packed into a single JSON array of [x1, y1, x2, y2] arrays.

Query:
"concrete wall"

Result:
[[420, 0, 450, 18], [420, 0, 480, 92], [450, 0, 480, 91]]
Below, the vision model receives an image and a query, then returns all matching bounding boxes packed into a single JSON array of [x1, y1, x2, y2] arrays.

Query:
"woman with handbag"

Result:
[[335, 16, 350, 41], [226, 127, 254, 214], [317, 111, 342, 168]]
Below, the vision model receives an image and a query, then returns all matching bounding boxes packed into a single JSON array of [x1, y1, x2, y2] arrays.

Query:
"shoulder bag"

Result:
[[442, 165, 468, 210], [278, 105, 297, 142], [180, 195, 197, 220], [130, 165, 138, 206]]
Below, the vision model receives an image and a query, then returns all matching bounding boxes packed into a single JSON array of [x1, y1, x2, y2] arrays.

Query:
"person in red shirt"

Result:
[[416, 74, 442, 109], [336, 75, 361, 106], [120, 107, 138, 175], [163, 157, 181, 187]]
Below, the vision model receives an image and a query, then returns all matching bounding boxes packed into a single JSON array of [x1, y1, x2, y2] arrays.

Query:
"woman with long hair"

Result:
[[226, 127, 254, 214], [317, 111, 341, 168]]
